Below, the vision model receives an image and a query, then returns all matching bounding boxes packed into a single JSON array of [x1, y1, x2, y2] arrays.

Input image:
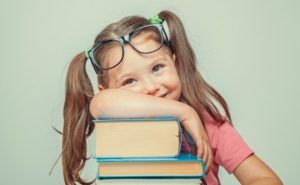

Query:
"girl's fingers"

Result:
[[202, 141, 208, 163], [204, 143, 211, 172], [196, 139, 204, 158], [205, 143, 213, 172], [197, 140, 212, 173]]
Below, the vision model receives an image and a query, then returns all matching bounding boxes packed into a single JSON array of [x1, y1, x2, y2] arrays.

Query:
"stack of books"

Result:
[[93, 117, 206, 184]]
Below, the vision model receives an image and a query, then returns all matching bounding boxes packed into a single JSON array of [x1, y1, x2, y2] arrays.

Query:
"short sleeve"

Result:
[[214, 122, 254, 173]]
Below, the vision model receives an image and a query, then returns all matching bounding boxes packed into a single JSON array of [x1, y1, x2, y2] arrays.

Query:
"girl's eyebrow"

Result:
[[115, 57, 168, 84]]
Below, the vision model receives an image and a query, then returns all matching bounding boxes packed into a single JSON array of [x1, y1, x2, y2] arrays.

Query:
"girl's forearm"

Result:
[[89, 89, 194, 122], [248, 177, 283, 185]]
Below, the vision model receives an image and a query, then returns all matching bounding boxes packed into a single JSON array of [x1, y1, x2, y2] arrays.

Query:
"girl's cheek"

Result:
[[121, 85, 141, 93]]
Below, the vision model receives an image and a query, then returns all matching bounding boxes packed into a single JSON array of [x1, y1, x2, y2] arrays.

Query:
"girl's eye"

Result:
[[122, 79, 134, 86], [152, 64, 164, 72]]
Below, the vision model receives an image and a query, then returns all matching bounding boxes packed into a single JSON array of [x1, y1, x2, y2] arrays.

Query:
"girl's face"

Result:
[[104, 39, 182, 101]]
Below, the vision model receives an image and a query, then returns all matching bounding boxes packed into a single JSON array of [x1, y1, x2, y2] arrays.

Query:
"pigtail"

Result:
[[159, 10, 231, 124], [62, 52, 95, 185]]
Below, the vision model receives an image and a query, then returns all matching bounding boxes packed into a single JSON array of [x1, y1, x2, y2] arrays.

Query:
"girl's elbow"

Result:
[[89, 96, 99, 118], [89, 89, 113, 118], [89, 91, 106, 118]]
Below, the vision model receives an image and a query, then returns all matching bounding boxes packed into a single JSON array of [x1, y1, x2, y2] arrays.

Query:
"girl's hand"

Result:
[[180, 105, 213, 172]]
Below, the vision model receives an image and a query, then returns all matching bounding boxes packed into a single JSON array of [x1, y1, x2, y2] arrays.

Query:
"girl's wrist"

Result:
[[178, 103, 198, 122]]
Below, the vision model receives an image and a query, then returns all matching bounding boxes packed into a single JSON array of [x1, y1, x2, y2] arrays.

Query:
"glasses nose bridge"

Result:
[[120, 35, 136, 52], [120, 35, 130, 44]]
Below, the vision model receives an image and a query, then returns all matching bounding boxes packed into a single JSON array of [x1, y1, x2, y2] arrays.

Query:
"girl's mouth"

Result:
[[161, 93, 168, 98]]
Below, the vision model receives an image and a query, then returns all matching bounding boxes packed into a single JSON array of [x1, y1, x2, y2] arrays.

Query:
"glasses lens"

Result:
[[94, 40, 123, 70], [130, 26, 163, 53]]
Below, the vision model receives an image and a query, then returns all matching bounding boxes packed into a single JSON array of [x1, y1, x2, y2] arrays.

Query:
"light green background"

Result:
[[0, 0, 299, 184]]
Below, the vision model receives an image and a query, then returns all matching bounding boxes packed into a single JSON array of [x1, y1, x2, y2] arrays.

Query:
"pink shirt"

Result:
[[181, 111, 254, 185]]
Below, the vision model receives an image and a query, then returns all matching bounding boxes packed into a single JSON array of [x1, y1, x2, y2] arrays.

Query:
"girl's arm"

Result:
[[90, 88, 212, 169], [233, 154, 283, 185]]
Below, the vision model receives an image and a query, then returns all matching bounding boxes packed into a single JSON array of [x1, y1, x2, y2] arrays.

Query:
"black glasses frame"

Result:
[[86, 23, 172, 73]]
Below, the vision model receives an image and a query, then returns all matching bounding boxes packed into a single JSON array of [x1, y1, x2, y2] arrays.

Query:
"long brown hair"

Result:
[[61, 10, 231, 185], [62, 52, 95, 184]]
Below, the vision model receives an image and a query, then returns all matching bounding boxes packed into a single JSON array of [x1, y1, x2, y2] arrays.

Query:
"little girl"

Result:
[[62, 10, 282, 185]]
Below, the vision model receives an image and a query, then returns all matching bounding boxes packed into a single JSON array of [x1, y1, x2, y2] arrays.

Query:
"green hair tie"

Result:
[[149, 15, 163, 24], [84, 49, 90, 58]]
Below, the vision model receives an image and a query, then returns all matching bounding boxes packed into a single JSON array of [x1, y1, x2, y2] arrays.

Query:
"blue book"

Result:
[[96, 153, 206, 180], [93, 117, 183, 158]]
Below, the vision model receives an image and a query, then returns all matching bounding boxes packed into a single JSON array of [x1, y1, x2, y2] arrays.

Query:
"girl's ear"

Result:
[[172, 54, 176, 63], [98, 84, 104, 91]]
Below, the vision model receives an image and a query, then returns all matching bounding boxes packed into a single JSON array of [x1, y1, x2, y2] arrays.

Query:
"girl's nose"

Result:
[[141, 77, 160, 96]]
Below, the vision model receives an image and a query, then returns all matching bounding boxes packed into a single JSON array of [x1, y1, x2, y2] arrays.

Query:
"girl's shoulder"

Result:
[[201, 110, 237, 148], [201, 110, 227, 130]]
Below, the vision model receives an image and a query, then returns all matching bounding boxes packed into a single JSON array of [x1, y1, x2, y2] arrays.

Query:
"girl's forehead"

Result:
[[101, 36, 162, 70]]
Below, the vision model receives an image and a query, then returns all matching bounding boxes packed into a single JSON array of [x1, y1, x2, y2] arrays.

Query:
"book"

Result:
[[93, 117, 183, 158], [96, 178, 203, 185], [96, 153, 205, 180], [93, 117, 206, 184]]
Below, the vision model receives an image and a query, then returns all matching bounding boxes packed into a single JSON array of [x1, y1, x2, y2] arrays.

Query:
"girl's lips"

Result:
[[156, 92, 168, 98], [161, 93, 168, 98]]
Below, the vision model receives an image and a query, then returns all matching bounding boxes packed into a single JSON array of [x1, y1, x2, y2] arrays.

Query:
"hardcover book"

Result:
[[96, 178, 203, 185], [96, 153, 205, 179], [94, 117, 183, 158]]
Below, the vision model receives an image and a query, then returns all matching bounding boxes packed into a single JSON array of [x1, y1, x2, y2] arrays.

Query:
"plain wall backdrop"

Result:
[[0, 0, 299, 184]]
